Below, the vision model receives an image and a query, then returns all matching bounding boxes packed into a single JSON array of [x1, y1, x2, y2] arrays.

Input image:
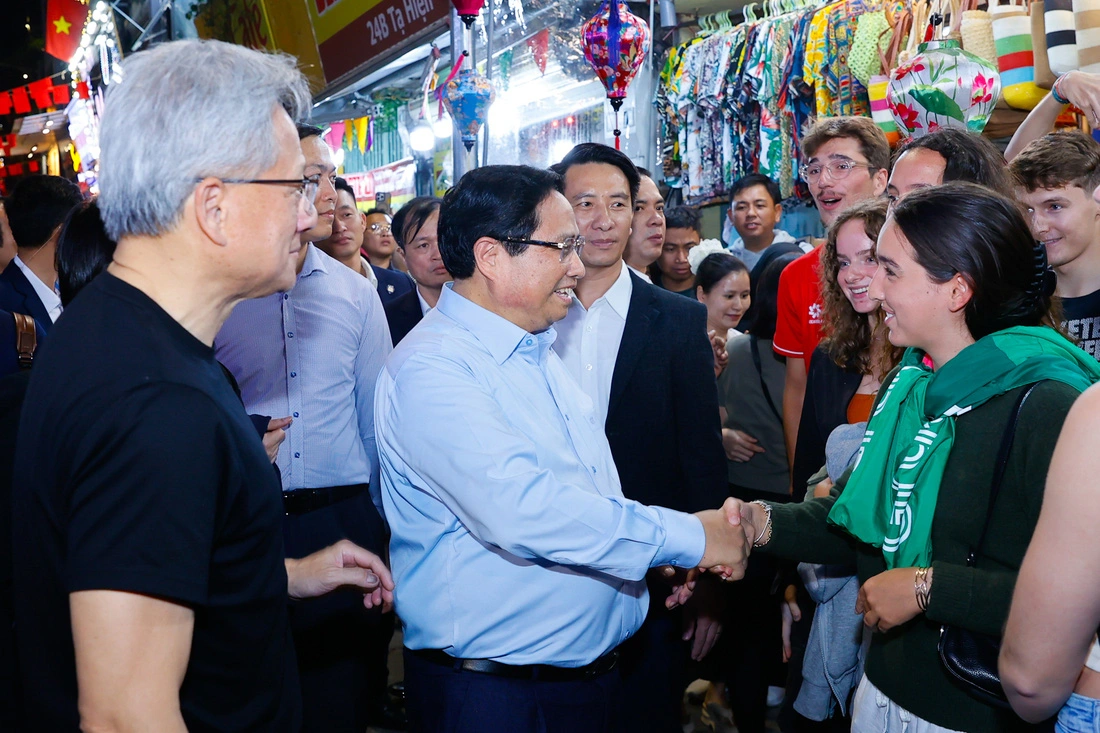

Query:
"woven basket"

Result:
[[962, 9, 999, 63]]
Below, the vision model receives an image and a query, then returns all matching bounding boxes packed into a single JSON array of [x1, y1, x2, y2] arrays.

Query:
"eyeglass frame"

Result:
[[498, 235, 586, 262], [798, 159, 878, 184], [369, 222, 394, 235], [193, 174, 322, 204]]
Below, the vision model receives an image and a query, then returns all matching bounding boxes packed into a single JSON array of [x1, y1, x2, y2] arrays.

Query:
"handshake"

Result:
[[662, 498, 766, 606]]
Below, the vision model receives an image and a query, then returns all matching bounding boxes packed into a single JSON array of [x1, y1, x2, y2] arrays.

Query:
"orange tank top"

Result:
[[847, 392, 876, 424]]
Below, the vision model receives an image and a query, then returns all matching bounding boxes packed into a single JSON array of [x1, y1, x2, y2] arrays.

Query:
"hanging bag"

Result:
[[870, 7, 910, 144], [851, 11, 893, 86], [1032, 0, 1057, 87], [1046, 0, 1080, 74], [937, 382, 1040, 709], [991, 0, 1051, 108], [961, 0, 999, 65], [1075, 0, 1100, 72]]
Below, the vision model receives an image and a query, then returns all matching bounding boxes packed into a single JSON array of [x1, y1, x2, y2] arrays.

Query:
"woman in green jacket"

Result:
[[729, 183, 1100, 733]]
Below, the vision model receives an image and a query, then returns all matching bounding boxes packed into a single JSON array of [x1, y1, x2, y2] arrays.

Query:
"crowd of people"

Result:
[[5, 36, 1100, 733]]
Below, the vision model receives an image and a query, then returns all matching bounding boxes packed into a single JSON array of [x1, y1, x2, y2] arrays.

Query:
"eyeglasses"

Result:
[[499, 235, 586, 262], [196, 175, 321, 204], [369, 223, 393, 235], [799, 160, 877, 184]]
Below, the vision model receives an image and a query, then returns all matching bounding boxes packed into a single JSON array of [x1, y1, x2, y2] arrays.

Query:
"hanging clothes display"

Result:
[[658, 0, 890, 206]]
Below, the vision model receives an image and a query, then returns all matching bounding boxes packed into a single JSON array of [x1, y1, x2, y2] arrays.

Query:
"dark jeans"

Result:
[[403, 648, 619, 733], [283, 489, 389, 733]]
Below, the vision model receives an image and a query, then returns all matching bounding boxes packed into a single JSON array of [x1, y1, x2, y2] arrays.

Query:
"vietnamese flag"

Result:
[[46, 0, 88, 62]]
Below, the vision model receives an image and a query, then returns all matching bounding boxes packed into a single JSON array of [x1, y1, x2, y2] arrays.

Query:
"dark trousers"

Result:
[[283, 489, 389, 733], [404, 648, 619, 733], [614, 588, 688, 733]]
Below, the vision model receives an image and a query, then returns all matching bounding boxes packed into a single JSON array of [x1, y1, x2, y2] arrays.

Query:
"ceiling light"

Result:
[[409, 122, 435, 153]]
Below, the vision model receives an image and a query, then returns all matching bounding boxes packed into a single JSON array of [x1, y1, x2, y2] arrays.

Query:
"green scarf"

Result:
[[827, 326, 1100, 569]]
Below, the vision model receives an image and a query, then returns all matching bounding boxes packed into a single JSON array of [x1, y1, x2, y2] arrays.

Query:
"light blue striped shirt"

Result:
[[375, 284, 706, 666], [215, 244, 392, 505]]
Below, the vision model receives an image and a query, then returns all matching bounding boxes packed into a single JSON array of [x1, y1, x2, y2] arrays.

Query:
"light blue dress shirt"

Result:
[[375, 284, 706, 666], [216, 244, 392, 506]]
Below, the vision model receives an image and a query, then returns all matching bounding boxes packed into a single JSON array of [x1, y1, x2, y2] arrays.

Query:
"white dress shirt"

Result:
[[360, 256, 378, 288], [13, 255, 62, 322], [554, 261, 633, 427], [416, 289, 432, 316]]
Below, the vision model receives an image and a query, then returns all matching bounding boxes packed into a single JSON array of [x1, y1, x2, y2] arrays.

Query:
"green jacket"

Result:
[[764, 379, 1079, 732]]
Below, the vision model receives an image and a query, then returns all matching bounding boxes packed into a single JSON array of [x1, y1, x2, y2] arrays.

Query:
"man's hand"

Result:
[[696, 498, 754, 581], [856, 567, 925, 632], [286, 539, 395, 611], [709, 330, 729, 377], [659, 566, 699, 609], [780, 584, 801, 662], [722, 428, 765, 462], [262, 416, 292, 463], [1058, 70, 1100, 127], [682, 575, 725, 661]]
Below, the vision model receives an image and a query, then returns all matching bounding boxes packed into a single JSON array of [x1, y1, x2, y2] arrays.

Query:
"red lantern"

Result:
[[582, 0, 651, 150], [451, 0, 485, 28]]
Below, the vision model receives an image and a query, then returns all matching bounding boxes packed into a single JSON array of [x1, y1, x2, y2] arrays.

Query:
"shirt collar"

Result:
[[298, 243, 329, 280], [603, 261, 634, 318], [572, 261, 632, 318], [437, 283, 555, 365], [13, 254, 61, 310]]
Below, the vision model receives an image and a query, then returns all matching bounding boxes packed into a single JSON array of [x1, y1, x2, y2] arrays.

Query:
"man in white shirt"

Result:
[[0, 176, 84, 331], [551, 143, 730, 732]]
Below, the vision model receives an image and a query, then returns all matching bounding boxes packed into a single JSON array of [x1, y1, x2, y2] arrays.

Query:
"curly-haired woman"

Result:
[[792, 198, 903, 494]]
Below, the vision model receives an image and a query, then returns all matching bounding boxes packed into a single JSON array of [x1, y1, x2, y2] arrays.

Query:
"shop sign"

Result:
[[343, 157, 417, 204], [308, 0, 449, 85]]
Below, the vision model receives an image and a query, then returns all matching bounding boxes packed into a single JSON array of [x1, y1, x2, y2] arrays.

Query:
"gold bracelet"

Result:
[[749, 500, 773, 547], [914, 566, 931, 612]]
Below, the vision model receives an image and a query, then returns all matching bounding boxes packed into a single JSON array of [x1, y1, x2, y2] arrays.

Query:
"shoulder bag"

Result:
[[937, 381, 1040, 709]]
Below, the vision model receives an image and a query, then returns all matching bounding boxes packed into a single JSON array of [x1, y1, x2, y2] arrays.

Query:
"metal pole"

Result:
[[482, 0, 494, 167], [450, 9, 468, 181]]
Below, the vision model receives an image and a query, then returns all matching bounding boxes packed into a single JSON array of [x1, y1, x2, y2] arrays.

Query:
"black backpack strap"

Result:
[[967, 381, 1042, 566]]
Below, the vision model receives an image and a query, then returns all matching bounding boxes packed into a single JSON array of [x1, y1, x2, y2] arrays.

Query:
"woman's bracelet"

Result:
[[749, 500, 773, 547], [1052, 74, 1071, 105], [914, 566, 932, 612]]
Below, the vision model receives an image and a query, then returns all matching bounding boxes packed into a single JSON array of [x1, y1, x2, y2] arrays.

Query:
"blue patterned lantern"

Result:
[[443, 68, 495, 152]]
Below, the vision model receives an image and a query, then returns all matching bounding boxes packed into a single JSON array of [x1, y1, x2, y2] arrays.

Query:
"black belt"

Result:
[[283, 483, 368, 516], [410, 647, 619, 682]]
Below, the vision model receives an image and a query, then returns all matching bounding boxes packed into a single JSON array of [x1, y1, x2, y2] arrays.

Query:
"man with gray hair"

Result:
[[11, 39, 392, 732]]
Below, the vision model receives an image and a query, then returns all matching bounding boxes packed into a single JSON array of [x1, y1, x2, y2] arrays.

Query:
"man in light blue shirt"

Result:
[[215, 124, 394, 733], [375, 164, 752, 732]]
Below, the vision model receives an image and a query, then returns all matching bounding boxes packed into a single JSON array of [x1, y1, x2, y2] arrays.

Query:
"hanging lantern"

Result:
[[582, 0, 650, 150], [451, 0, 486, 28], [443, 68, 495, 152], [886, 39, 1001, 138]]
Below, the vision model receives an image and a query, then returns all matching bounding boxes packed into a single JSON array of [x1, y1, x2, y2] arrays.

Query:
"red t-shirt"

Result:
[[773, 247, 824, 369]]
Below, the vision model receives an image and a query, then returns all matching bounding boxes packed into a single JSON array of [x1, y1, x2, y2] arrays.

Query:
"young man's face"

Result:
[[658, 227, 699, 284], [363, 212, 396, 261], [626, 175, 665, 267], [1018, 184, 1100, 271], [317, 189, 366, 262], [887, 148, 947, 207], [300, 135, 338, 243], [729, 184, 782, 243], [804, 137, 887, 226], [562, 162, 633, 271]]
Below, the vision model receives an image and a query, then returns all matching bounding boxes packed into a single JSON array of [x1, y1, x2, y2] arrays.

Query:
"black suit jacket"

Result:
[[371, 263, 415, 307], [383, 288, 423, 346], [791, 346, 862, 493], [604, 273, 728, 514], [0, 262, 52, 333]]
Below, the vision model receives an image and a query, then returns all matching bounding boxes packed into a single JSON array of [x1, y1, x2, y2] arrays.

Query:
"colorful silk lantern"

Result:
[[451, 0, 486, 27], [443, 68, 495, 151], [886, 39, 1001, 138], [582, 0, 651, 149]]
